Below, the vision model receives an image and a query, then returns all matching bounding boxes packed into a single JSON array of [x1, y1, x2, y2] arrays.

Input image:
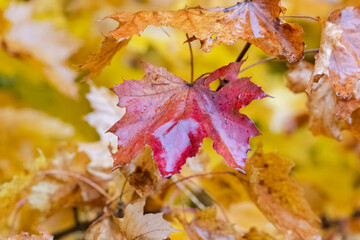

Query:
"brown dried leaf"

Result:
[[242, 147, 320, 240], [85, 0, 304, 80], [88, 218, 121, 240], [6, 145, 107, 234], [120, 146, 163, 197], [307, 6, 360, 140], [348, 108, 360, 139], [108, 1, 304, 61], [286, 61, 314, 93], [27, 178, 80, 212], [3, 2, 81, 98], [307, 79, 343, 139], [199, 166, 249, 208], [317, 7, 360, 97], [178, 207, 243, 240], [114, 198, 177, 240], [38, 144, 108, 205], [80, 36, 129, 80]]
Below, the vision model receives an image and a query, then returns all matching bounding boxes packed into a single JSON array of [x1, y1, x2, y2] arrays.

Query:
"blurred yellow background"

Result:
[[0, 0, 359, 239]]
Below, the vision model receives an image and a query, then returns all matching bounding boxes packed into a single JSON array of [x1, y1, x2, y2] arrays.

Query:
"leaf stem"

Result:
[[40, 169, 109, 199], [195, 42, 252, 79], [172, 175, 206, 209], [170, 171, 242, 186], [196, 49, 319, 79], [186, 34, 194, 83], [236, 42, 252, 62], [239, 48, 319, 73], [282, 15, 319, 22], [119, 179, 128, 200]]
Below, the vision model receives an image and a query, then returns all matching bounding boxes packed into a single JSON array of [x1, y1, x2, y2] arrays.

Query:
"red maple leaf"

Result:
[[109, 62, 267, 177]]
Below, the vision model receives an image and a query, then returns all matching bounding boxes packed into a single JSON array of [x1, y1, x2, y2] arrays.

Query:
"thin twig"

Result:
[[211, 197, 230, 222], [73, 207, 80, 226], [172, 175, 206, 210], [236, 42, 252, 62], [239, 48, 319, 73], [40, 169, 109, 199], [83, 212, 112, 238], [186, 34, 194, 83], [119, 179, 128, 200], [197, 49, 319, 80], [239, 56, 276, 73], [181, 176, 232, 221], [169, 171, 238, 187], [304, 48, 320, 54], [282, 15, 319, 22], [172, 171, 248, 221]]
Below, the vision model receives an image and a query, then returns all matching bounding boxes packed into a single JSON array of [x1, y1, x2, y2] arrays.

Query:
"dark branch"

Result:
[[236, 42, 252, 62], [53, 221, 92, 239], [186, 34, 194, 83]]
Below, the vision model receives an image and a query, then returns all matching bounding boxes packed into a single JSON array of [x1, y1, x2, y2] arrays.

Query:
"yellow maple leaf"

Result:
[[242, 147, 321, 240]]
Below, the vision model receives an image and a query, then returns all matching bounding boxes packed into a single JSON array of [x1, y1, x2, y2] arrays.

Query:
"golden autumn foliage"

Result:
[[0, 0, 360, 240]]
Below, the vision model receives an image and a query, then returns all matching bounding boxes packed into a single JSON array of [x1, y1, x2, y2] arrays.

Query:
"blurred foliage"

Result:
[[0, 0, 359, 239]]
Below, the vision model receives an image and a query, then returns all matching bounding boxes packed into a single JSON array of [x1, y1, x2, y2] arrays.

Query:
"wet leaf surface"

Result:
[[109, 61, 267, 177]]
